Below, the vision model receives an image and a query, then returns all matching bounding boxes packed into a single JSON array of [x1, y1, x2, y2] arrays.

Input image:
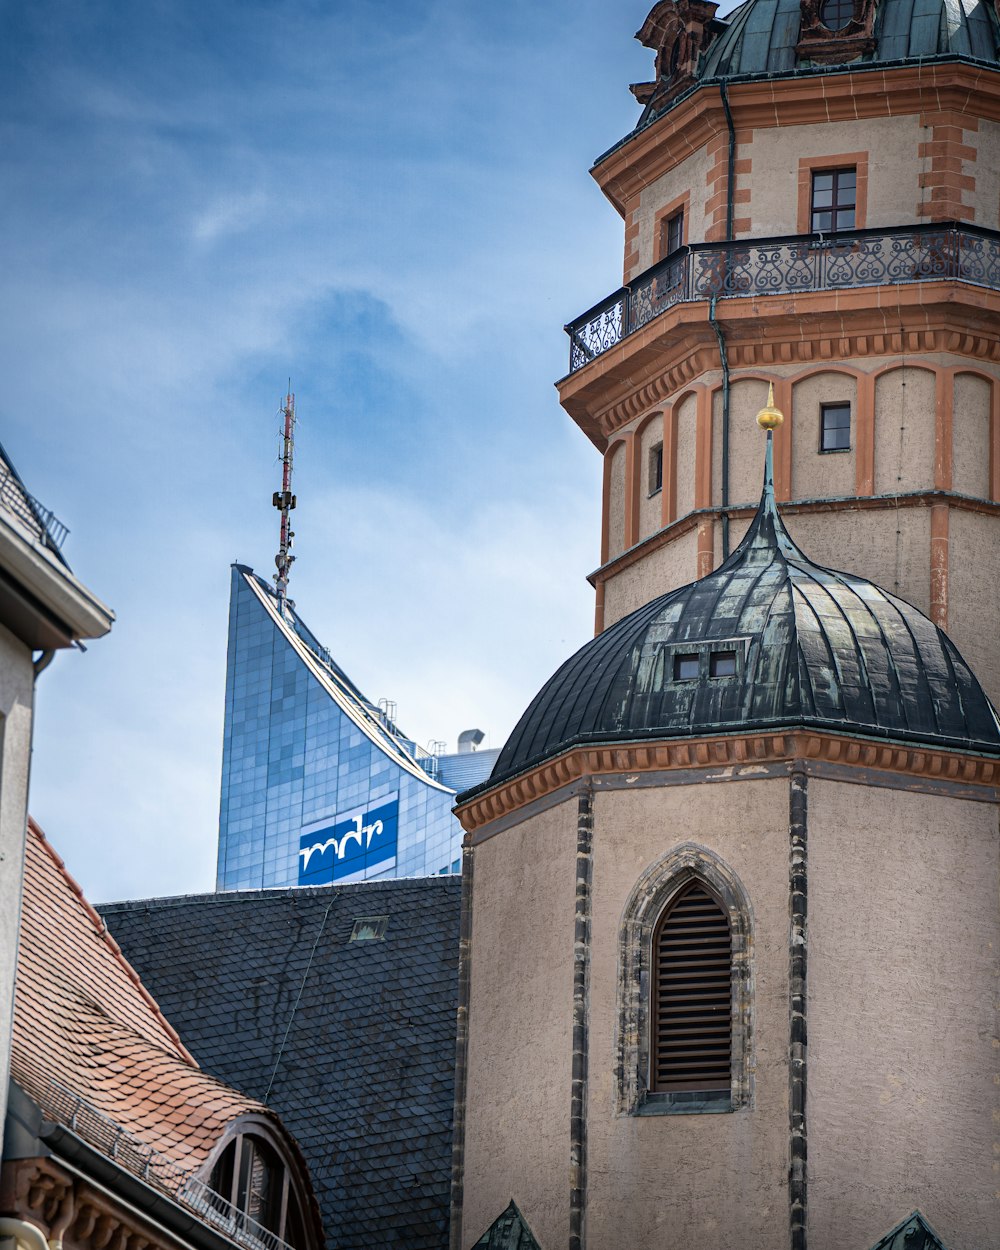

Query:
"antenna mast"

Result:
[[272, 387, 296, 611]]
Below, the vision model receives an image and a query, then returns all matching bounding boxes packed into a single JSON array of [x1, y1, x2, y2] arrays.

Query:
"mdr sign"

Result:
[[297, 797, 399, 885]]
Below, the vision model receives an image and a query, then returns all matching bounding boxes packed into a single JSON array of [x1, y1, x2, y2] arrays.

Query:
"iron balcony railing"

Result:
[[17, 1066, 296, 1250], [565, 222, 1000, 374]]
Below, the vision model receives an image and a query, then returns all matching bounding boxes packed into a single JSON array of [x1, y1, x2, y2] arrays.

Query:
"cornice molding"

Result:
[[455, 731, 1000, 833], [595, 61, 1000, 212], [588, 490, 1000, 587], [557, 287, 1000, 448]]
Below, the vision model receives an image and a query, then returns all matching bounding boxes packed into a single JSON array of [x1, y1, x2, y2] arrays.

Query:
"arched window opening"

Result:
[[204, 1132, 309, 1250], [651, 881, 732, 1097], [616, 843, 753, 1116]]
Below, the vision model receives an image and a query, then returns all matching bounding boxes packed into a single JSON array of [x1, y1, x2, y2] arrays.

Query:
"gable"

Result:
[[472, 1201, 542, 1250], [869, 1211, 949, 1250]]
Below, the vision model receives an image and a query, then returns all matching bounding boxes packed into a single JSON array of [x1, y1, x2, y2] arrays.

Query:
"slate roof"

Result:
[[12, 819, 299, 1195], [699, 0, 1000, 80], [100, 877, 463, 1250], [478, 437, 1000, 795]]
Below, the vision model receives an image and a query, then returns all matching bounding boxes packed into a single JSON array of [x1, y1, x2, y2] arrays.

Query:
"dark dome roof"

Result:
[[486, 441, 1000, 791], [699, 0, 999, 79]]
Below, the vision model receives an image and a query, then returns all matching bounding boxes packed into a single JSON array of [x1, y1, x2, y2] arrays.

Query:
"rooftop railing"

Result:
[[17, 1067, 296, 1250], [565, 222, 1000, 374], [0, 460, 69, 550]]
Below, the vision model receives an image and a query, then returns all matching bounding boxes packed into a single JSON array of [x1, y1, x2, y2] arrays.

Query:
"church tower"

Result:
[[450, 4, 1000, 1249], [558, 0, 1000, 712]]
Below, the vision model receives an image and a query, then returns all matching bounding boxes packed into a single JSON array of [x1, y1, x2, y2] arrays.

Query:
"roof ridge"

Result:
[[27, 816, 198, 1067], [98, 875, 463, 912]]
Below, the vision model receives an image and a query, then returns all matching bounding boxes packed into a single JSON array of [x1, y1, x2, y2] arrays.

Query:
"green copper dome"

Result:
[[477, 439, 1000, 794]]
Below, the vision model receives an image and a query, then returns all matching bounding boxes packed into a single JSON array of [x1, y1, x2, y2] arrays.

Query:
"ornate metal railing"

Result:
[[15, 1064, 295, 1250], [0, 460, 69, 549], [565, 222, 1000, 373]]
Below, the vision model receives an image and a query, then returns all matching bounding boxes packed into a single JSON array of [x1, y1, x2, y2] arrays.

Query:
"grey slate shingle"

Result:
[[99, 878, 461, 1250]]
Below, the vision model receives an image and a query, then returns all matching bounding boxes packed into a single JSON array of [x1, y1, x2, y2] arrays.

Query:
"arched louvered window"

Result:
[[651, 880, 732, 1095], [617, 844, 752, 1116]]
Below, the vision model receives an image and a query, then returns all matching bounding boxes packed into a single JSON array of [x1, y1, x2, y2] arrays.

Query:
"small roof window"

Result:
[[350, 916, 388, 942]]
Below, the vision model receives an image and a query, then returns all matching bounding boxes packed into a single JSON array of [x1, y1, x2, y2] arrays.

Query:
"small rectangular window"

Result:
[[820, 403, 851, 452], [660, 208, 684, 258], [811, 167, 856, 233], [674, 654, 700, 681], [649, 442, 663, 496], [349, 916, 388, 942], [709, 651, 737, 677]]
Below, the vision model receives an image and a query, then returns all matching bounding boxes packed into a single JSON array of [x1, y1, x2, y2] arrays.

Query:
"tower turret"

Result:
[[558, 0, 1000, 714]]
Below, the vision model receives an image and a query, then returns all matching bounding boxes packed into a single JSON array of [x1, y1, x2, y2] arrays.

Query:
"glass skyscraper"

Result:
[[217, 565, 497, 891]]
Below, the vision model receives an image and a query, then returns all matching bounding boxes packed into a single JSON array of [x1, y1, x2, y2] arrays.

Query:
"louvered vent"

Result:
[[652, 881, 732, 1092]]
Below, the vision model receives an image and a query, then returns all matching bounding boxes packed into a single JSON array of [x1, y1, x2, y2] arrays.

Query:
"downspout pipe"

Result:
[[710, 295, 731, 560], [721, 79, 736, 243], [0, 1218, 49, 1250]]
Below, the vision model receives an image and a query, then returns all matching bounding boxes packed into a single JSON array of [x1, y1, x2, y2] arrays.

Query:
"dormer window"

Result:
[[199, 1126, 318, 1250], [671, 646, 742, 682], [709, 651, 737, 678], [674, 654, 700, 681], [820, 0, 853, 29]]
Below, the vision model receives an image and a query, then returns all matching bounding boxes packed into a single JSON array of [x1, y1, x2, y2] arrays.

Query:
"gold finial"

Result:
[[756, 382, 784, 431]]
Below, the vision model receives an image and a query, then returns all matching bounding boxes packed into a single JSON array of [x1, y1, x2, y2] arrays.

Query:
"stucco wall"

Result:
[[712, 379, 769, 507], [0, 622, 35, 1154], [807, 780, 998, 1250], [461, 798, 578, 1249], [675, 391, 698, 519], [638, 415, 664, 540], [952, 372, 991, 500], [947, 507, 1000, 708], [786, 506, 931, 617], [585, 780, 790, 1249], [635, 145, 713, 269], [602, 526, 700, 629], [791, 371, 857, 500], [874, 367, 936, 495], [748, 115, 919, 236]]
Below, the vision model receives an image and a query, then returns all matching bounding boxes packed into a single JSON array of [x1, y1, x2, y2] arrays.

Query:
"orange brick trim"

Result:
[[694, 387, 713, 507], [652, 190, 691, 263], [705, 130, 750, 242], [587, 489, 1000, 590], [623, 202, 641, 282], [856, 371, 876, 496], [599, 447, 614, 565], [454, 732, 1000, 833], [623, 430, 640, 547], [557, 286, 1000, 449], [663, 405, 678, 528], [593, 62, 1000, 216], [796, 152, 869, 234], [917, 112, 978, 222]]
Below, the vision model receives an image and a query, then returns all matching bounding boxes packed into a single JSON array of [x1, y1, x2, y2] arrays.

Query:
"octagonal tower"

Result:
[[558, 0, 1000, 709]]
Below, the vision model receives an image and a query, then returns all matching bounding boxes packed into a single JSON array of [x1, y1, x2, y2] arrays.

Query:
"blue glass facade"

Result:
[[216, 566, 479, 891]]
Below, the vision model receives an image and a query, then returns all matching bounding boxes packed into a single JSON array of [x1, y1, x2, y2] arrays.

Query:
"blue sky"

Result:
[[3, 0, 659, 901]]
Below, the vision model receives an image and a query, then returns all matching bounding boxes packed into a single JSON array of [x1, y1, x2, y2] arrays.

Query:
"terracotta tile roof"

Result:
[[11, 818, 285, 1189]]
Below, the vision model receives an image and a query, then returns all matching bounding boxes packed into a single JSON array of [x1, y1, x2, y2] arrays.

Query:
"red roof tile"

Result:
[[11, 819, 286, 1189]]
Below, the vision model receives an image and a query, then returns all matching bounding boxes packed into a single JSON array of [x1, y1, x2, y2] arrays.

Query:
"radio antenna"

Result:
[[272, 386, 296, 612]]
